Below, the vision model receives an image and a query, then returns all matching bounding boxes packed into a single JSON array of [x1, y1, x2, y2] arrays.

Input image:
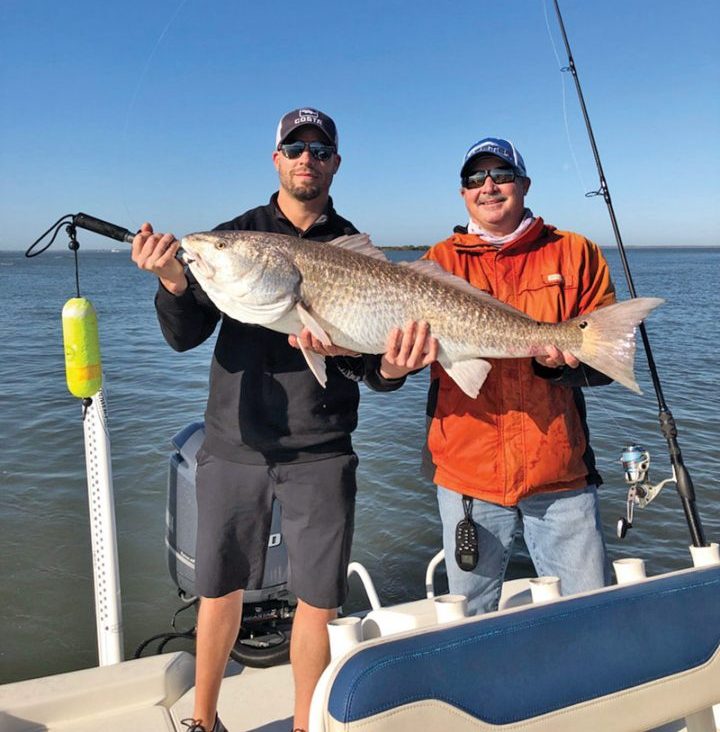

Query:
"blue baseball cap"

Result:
[[461, 137, 527, 177]]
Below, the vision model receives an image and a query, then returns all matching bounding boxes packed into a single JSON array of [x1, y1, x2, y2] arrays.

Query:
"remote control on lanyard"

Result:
[[455, 496, 479, 571]]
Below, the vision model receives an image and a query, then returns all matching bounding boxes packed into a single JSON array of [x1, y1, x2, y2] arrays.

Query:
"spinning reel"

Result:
[[617, 445, 676, 539]]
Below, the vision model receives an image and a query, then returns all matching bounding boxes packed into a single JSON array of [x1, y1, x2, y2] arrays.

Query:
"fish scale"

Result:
[[292, 242, 565, 359]]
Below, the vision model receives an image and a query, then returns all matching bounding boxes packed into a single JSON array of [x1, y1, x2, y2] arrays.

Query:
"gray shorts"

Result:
[[194, 449, 358, 608]]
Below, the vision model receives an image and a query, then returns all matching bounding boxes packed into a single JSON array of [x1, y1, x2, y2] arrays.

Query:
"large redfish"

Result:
[[180, 231, 662, 397]]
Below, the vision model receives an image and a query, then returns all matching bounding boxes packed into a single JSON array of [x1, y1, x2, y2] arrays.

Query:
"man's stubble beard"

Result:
[[289, 182, 322, 201], [280, 168, 328, 202]]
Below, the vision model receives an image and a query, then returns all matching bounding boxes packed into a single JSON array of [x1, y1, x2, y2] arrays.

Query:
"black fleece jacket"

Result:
[[155, 194, 402, 464]]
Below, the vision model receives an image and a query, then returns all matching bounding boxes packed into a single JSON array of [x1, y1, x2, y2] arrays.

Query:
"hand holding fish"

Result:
[[288, 328, 361, 357], [131, 223, 186, 294], [380, 320, 439, 379], [535, 345, 580, 369]]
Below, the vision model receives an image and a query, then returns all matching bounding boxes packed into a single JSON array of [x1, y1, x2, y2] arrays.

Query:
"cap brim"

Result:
[[460, 154, 523, 178], [279, 123, 335, 147]]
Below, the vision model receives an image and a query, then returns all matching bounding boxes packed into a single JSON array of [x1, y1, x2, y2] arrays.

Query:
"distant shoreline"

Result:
[[379, 245, 430, 251], [2, 244, 719, 254], [380, 245, 720, 251]]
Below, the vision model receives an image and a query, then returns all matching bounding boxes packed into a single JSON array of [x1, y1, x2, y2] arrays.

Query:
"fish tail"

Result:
[[574, 297, 664, 393]]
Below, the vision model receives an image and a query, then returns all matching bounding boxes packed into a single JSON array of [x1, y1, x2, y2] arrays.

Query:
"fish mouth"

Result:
[[180, 247, 215, 279]]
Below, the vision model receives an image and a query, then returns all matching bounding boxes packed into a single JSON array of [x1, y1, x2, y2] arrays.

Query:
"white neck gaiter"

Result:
[[467, 208, 535, 246]]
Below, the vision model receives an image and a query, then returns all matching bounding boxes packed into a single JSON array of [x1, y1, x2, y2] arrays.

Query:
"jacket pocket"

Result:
[[514, 272, 579, 322]]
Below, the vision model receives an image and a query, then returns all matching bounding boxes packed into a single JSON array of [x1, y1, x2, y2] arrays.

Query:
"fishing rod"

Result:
[[26, 212, 137, 259], [551, 0, 707, 548], [26, 212, 187, 264]]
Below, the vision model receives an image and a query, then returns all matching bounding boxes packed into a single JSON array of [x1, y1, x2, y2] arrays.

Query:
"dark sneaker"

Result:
[[180, 716, 227, 732]]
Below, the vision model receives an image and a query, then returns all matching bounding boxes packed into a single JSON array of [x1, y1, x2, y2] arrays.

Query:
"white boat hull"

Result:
[[1, 565, 718, 732]]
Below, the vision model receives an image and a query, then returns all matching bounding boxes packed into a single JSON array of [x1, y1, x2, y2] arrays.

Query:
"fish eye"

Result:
[[215, 241, 226, 250], [578, 321, 588, 329]]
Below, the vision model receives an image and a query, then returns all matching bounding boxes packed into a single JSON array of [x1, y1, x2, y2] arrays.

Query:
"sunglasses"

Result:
[[278, 141, 336, 161], [462, 167, 519, 188]]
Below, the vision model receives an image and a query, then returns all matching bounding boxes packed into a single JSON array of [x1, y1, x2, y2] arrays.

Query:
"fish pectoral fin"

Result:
[[298, 342, 328, 388], [327, 233, 389, 261], [296, 302, 333, 347], [295, 302, 329, 386], [441, 358, 492, 398]]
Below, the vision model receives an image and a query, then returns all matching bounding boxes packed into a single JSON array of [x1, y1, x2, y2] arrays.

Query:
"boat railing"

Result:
[[346, 561, 382, 611], [424, 549, 445, 598], [347, 548, 447, 611]]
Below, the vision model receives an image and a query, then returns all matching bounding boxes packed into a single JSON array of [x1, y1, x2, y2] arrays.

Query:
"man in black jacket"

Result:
[[131, 108, 435, 732]]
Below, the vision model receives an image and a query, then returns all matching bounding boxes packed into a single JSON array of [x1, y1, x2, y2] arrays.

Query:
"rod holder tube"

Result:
[[327, 617, 362, 659], [433, 594, 468, 623], [529, 576, 562, 602], [83, 389, 124, 665], [613, 558, 647, 585], [689, 543, 720, 568]]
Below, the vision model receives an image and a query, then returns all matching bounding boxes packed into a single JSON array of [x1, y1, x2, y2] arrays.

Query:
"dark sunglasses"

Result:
[[278, 141, 336, 161], [462, 167, 519, 188]]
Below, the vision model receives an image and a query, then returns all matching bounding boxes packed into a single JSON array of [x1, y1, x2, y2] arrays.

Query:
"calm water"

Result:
[[1, 246, 718, 684]]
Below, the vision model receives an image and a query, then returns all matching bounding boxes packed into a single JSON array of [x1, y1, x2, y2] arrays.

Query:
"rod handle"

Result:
[[73, 213, 136, 243]]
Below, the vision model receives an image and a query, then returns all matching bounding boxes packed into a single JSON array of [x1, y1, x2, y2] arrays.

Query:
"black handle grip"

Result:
[[73, 213, 136, 243]]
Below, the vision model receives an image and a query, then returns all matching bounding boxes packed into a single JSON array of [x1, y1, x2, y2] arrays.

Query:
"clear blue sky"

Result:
[[2, 0, 718, 251]]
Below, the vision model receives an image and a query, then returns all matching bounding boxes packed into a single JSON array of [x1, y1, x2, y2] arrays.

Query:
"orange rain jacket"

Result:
[[424, 217, 616, 506]]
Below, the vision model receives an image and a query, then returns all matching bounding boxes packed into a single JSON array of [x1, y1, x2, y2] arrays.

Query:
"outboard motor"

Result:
[[166, 422, 295, 667]]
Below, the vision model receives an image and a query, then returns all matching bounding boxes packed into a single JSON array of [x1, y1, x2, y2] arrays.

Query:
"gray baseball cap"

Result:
[[275, 108, 338, 148]]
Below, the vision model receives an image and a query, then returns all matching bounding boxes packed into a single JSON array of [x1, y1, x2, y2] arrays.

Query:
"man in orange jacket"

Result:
[[385, 137, 616, 614]]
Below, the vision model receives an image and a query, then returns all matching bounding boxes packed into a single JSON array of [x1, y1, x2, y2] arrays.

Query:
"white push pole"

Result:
[[82, 387, 124, 665]]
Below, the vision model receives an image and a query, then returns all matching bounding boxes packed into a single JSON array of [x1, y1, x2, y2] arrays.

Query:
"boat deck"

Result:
[[2, 648, 717, 732], [179, 663, 295, 732], [2, 571, 719, 732], [0, 652, 295, 732]]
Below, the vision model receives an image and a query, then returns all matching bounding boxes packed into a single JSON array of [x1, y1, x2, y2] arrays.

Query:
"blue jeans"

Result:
[[436, 485, 610, 615]]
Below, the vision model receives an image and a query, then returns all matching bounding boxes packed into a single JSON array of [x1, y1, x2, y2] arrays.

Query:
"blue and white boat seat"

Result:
[[319, 565, 720, 732]]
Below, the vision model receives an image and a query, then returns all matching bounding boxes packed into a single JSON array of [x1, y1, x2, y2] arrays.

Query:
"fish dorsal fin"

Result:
[[327, 233, 389, 261], [400, 260, 531, 319]]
